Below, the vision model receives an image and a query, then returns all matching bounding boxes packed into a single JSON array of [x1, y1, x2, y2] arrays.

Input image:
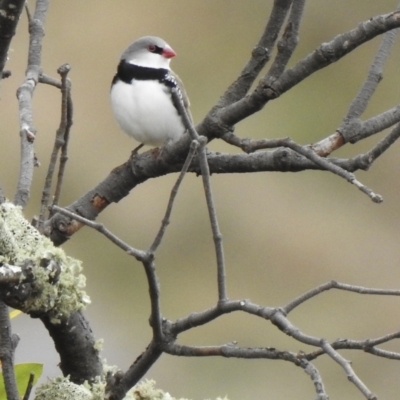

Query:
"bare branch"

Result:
[[218, 11, 400, 129], [340, 21, 400, 139], [38, 64, 72, 232], [301, 359, 329, 400], [321, 340, 377, 400], [283, 280, 400, 314], [149, 140, 198, 253], [365, 347, 400, 360], [0, 301, 19, 400], [217, 0, 293, 106], [282, 139, 382, 203], [107, 340, 162, 400], [197, 141, 228, 302], [50, 205, 147, 260], [305, 331, 400, 361], [165, 342, 328, 399], [14, 0, 49, 207], [38, 72, 62, 88], [222, 132, 383, 202], [53, 65, 73, 207], [312, 104, 400, 156], [0, 0, 25, 78], [22, 372, 35, 400], [40, 311, 103, 384], [265, 0, 305, 81], [171, 88, 228, 302]]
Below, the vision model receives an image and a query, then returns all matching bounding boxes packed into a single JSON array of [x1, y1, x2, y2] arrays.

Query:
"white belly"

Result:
[[110, 79, 185, 146]]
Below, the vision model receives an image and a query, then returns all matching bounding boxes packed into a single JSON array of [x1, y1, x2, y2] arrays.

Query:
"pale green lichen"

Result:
[[33, 377, 229, 400], [0, 202, 90, 323], [34, 376, 93, 400], [94, 338, 104, 352]]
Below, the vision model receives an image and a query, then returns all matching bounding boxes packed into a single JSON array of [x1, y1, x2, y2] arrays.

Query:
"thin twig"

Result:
[[217, 0, 294, 106], [344, 104, 400, 144], [38, 73, 62, 88], [305, 331, 400, 361], [49, 205, 148, 261], [47, 206, 163, 347], [149, 140, 198, 252], [365, 347, 400, 360], [197, 141, 228, 302], [107, 340, 163, 400], [171, 88, 228, 302], [222, 132, 383, 203], [312, 103, 400, 156], [38, 64, 72, 232], [221, 131, 289, 152], [312, 15, 400, 155], [218, 11, 400, 129], [340, 19, 400, 139], [299, 359, 329, 400], [53, 66, 73, 207], [283, 280, 400, 314], [321, 340, 377, 400], [0, 301, 19, 400], [164, 341, 328, 399], [142, 259, 163, 342], [265, 0, 305, 81], [14, 0, 50, 207], [282, 139, 383, 203], [358, 122, 400, 167], [22, 372, 35, 400]]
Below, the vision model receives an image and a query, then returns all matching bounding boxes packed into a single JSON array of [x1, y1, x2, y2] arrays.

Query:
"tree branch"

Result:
[[0, 301, 19, 400], [217, 0, 293, 106], [38, 63, 72, 232], [40, 311, 103, 384], [340, 14, 400, 141], [14, 0, 49, 207], [218, 11, 400, 129], [0, 0, 25, 78]]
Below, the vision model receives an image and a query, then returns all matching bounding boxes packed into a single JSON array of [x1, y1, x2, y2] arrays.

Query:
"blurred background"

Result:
[[2, 1, 400, 399]]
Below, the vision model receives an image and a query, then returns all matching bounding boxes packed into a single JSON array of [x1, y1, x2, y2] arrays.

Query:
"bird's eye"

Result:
[[147, 44, 156, 52]]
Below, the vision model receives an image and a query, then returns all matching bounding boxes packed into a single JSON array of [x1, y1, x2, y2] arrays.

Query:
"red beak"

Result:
[[162, 45, 176, 59]]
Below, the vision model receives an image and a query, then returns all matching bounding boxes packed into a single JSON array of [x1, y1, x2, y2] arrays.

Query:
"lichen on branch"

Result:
[[0, 202, 90, 323]]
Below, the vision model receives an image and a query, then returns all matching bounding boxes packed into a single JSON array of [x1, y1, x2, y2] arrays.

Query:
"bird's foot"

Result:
[[130, 143, 144, 158]]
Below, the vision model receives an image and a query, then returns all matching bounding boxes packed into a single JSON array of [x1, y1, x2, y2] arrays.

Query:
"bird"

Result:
[[110, 36, 192, 154]]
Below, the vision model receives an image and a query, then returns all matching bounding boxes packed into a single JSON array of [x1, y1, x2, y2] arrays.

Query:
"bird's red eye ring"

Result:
[[147, 44, 156, 52]]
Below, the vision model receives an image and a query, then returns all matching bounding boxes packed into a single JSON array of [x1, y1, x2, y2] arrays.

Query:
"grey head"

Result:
[[120, 36, 176, 68]]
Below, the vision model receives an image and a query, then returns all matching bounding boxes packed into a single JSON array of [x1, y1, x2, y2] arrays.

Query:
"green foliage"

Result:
[[0, 363, 43, 399]]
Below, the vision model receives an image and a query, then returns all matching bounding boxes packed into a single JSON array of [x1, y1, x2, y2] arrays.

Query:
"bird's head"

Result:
[[121, 36, 176, 69]]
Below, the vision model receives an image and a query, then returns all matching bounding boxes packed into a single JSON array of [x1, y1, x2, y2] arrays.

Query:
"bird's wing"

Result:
[[169, 70, 194, 126]]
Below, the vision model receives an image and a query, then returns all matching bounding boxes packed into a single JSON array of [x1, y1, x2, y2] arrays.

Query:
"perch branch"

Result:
[[45, 10, 400, 244]]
